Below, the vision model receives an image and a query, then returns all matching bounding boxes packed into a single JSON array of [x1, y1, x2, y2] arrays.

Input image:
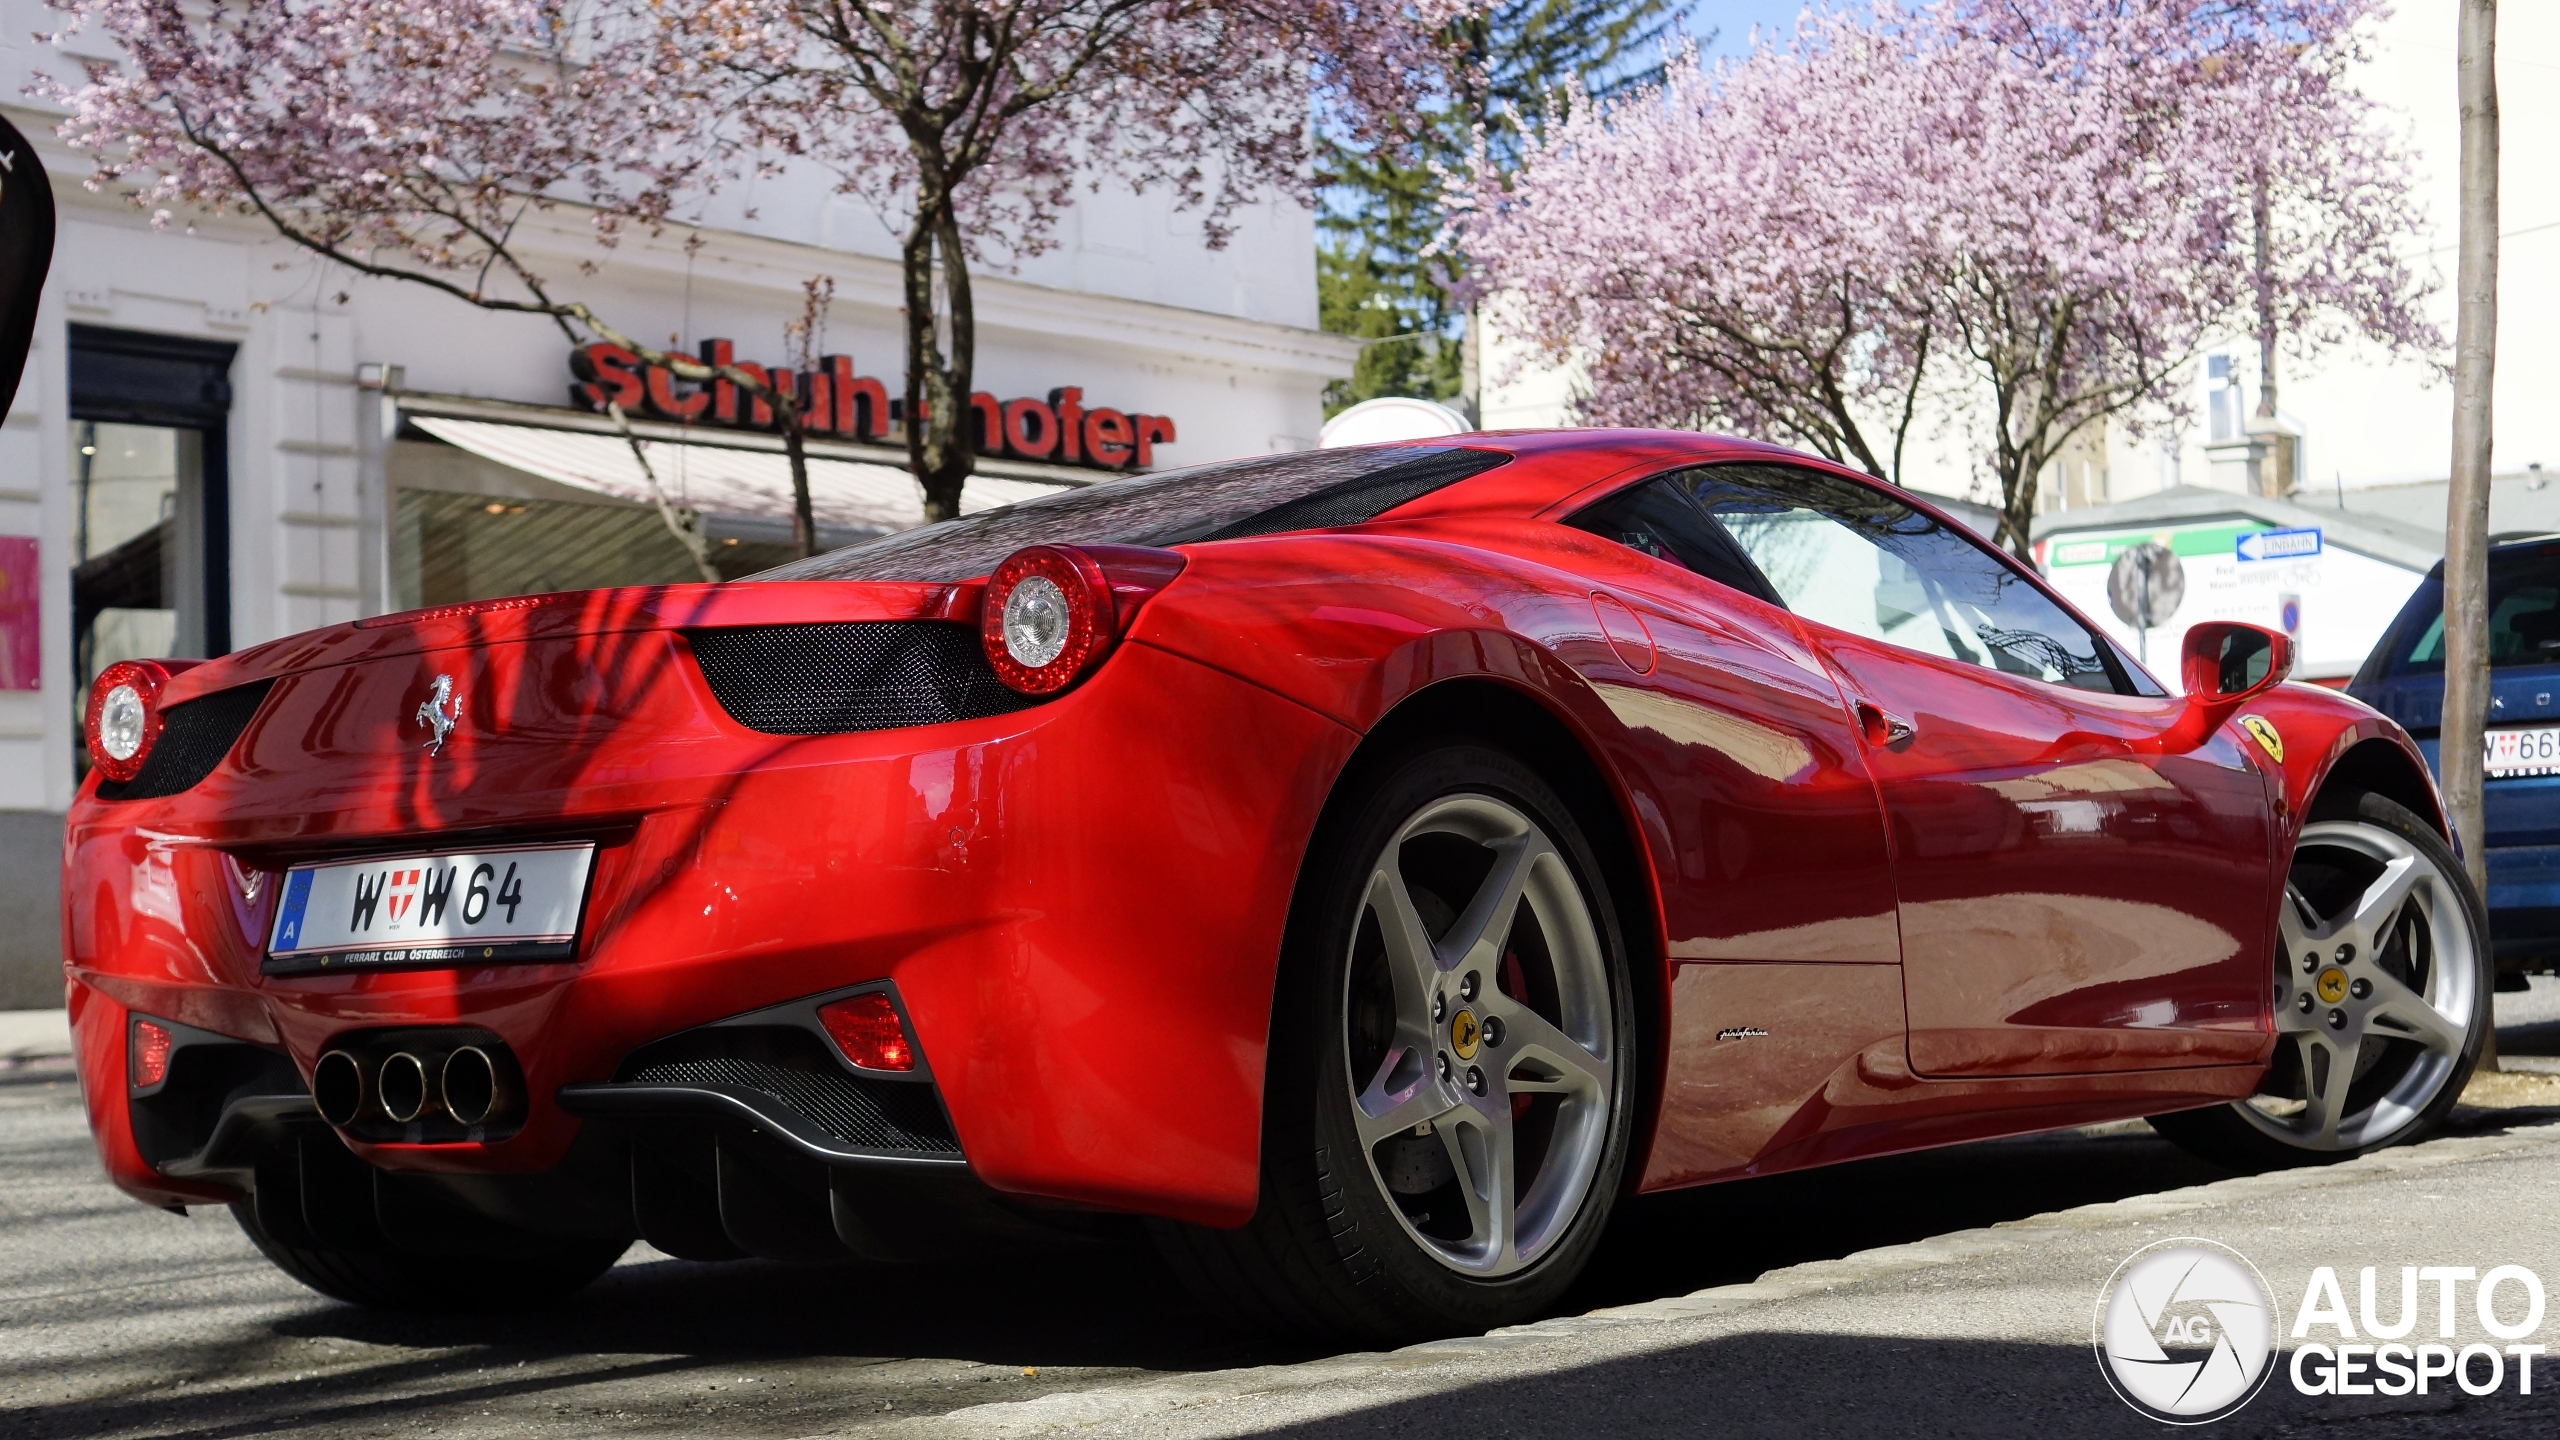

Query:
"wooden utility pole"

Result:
[[2445, 0, 2498, 901]]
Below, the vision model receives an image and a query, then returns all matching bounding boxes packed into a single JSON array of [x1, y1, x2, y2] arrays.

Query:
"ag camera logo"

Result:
[[2094, 1239, 2279, 1423]]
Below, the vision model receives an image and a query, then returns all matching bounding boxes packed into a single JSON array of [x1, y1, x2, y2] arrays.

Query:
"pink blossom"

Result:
[[1459, 0, 2437, 554]]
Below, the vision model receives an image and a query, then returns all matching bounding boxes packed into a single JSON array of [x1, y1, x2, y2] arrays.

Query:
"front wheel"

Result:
[[1154, 742, 1637, 1342], [2151, 792, 2490, 1170]]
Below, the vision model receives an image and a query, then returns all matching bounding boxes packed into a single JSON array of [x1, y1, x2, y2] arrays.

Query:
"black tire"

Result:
[[232, 1200, 628, 1312], [1154, 741, 1639, 1343], [2150, 791, 2491, 1171]]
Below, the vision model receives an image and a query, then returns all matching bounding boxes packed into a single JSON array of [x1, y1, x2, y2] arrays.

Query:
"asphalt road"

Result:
[[11, 982, 2560, 1440]]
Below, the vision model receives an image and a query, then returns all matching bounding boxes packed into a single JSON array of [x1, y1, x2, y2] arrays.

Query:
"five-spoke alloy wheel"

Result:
[[1344, 792, 1617, 1278], [2153, 793, 2490, 1170], [1154, 742, 1636, 1341]]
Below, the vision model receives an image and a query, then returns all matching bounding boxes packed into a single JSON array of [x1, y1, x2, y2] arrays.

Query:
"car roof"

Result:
[[1390, 428, 1872, 523]]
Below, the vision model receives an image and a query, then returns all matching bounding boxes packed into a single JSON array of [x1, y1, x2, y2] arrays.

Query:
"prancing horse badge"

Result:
[[416, 673, 460, 755], [2239, 714, 2283, 764]]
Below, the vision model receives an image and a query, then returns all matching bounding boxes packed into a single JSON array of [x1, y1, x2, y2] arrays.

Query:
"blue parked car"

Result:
[[2351, 536, 2560, 989]]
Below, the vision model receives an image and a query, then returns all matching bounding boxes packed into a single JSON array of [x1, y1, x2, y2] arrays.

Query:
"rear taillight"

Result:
[[86, 660, 172, 782], [980, 543, 1185, 695], [130, 1017, 174, 1089], [818, 992, 916, 1072]]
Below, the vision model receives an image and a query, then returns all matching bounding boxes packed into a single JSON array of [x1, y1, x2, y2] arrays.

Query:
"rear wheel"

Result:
[[1155, 743, 1637, 1341], [2151, 793, 2489, 1170], [232, 1200, 628, 1312]]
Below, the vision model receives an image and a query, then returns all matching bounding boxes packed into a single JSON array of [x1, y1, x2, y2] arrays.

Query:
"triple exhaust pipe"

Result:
[[313, 1042, 520, 1129]]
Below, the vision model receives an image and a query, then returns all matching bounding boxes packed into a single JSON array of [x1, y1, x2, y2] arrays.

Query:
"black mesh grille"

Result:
[[628, 1056, 961, 1154], [95, 680, 274, 801], [686, 622, 1033, 735], [1202, 448, 1512, 541]]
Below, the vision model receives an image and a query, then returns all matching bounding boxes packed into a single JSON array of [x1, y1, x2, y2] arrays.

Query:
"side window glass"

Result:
[[1682, 466, 2124, 694], [1703, 505, 1974, 664], [1564, 477, 1781, 605]]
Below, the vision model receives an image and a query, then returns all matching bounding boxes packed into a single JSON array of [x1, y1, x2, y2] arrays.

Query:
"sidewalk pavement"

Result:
[[0, 1008, 71, 1061]]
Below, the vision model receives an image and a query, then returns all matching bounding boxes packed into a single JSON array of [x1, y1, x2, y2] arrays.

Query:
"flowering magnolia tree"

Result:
[[46, 0, 1454, 549], [1460, 0, 2436, 557], [44, 0, 767, 574], [671, 0, 1458, 520]]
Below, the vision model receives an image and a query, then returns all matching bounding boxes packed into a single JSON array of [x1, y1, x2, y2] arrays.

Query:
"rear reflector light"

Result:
[[818, 992, 916, 1072], [87, 660, 173, 782], [130, 1018, 174, 1089]]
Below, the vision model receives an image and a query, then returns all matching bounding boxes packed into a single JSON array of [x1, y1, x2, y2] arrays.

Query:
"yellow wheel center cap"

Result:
[[1450, 1009, 1481, 1060], [2316, 967, 2349, 1005]]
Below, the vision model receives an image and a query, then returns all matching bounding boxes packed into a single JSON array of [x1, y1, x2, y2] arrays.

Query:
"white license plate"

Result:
[[2485, 725, 2560, 778], [265, 842, 596, 975]]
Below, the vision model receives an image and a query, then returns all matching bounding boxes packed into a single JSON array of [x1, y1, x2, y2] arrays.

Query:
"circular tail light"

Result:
[[983, 545, 1116, 694], [85, 660, 172, 782], [980, 544, 1189, 696]]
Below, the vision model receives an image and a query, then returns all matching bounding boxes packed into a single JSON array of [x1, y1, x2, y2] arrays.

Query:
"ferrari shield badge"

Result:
[[2239, 714, 2284, 764]]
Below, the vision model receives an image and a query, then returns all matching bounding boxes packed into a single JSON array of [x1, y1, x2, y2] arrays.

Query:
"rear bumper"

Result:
[[104, 994, 1047, 1262], [65, 638, 1357, 1227]]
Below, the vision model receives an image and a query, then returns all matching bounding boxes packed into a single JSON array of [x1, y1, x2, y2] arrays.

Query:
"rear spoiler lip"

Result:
[[155, 579, 990, 709]]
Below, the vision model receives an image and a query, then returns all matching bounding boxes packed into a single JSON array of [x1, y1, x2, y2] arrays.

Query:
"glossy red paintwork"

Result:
[[1814, 631, 2277, 1077], [63, 428, 2446, 1224]]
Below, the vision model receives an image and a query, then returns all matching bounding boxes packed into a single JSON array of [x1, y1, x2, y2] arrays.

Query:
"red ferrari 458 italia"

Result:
[[63, 430, 2487, 1339]]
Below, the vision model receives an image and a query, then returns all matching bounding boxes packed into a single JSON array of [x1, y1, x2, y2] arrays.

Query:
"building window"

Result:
[[2207, 354, 2245, 443], [67, 326, 236, 768]]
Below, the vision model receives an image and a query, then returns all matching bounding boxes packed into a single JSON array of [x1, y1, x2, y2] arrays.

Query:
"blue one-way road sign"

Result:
[[2236, 527, 2322, 562]]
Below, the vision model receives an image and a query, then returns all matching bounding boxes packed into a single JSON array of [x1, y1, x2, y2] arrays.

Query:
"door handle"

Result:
[[1856, 701, 1916, 748]]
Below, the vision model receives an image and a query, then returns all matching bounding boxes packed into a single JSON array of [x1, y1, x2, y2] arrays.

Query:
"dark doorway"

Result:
[[67, 327, 236, 711]]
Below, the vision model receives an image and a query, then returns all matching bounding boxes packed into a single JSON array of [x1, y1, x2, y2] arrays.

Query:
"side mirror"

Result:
[[2180, 622, 2293, 702], [2137, 622, 2292, 755]]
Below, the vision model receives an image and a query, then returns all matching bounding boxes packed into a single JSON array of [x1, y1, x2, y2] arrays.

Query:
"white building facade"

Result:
[[0, 78, 1355, 1003]]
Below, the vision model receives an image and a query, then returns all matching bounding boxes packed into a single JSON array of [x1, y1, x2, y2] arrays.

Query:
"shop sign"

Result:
[[0, 534, 34, 690], [569, 341, 1175, 472], [2038, 518, 2425, 683]]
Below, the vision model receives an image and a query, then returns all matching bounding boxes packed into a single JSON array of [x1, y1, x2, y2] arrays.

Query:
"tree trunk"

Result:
[[2445, 0, 2498, 917], [903, 201, 977, 524], [1993, 457, 2038, 562], [1459, 300, 1482, 426], [2253, 165, 2279, 423], [782, 413, 816, 559]]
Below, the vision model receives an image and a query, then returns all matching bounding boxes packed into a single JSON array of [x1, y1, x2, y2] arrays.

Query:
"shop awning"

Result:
[[409, 416, 1070, 536]]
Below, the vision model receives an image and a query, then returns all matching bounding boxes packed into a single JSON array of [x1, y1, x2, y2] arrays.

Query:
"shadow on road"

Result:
[[1236, 1329, 2560, 1439], [12, 1028, 2560, 1440]]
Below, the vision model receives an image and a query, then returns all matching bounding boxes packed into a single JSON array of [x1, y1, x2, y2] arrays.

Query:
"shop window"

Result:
[[73, 422, 189, 678], [390, 487, 790, 609]]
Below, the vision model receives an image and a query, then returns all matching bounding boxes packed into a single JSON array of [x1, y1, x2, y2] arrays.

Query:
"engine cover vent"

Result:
[[686, 621, 1034, 736], [94, 679, 275, 801]]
